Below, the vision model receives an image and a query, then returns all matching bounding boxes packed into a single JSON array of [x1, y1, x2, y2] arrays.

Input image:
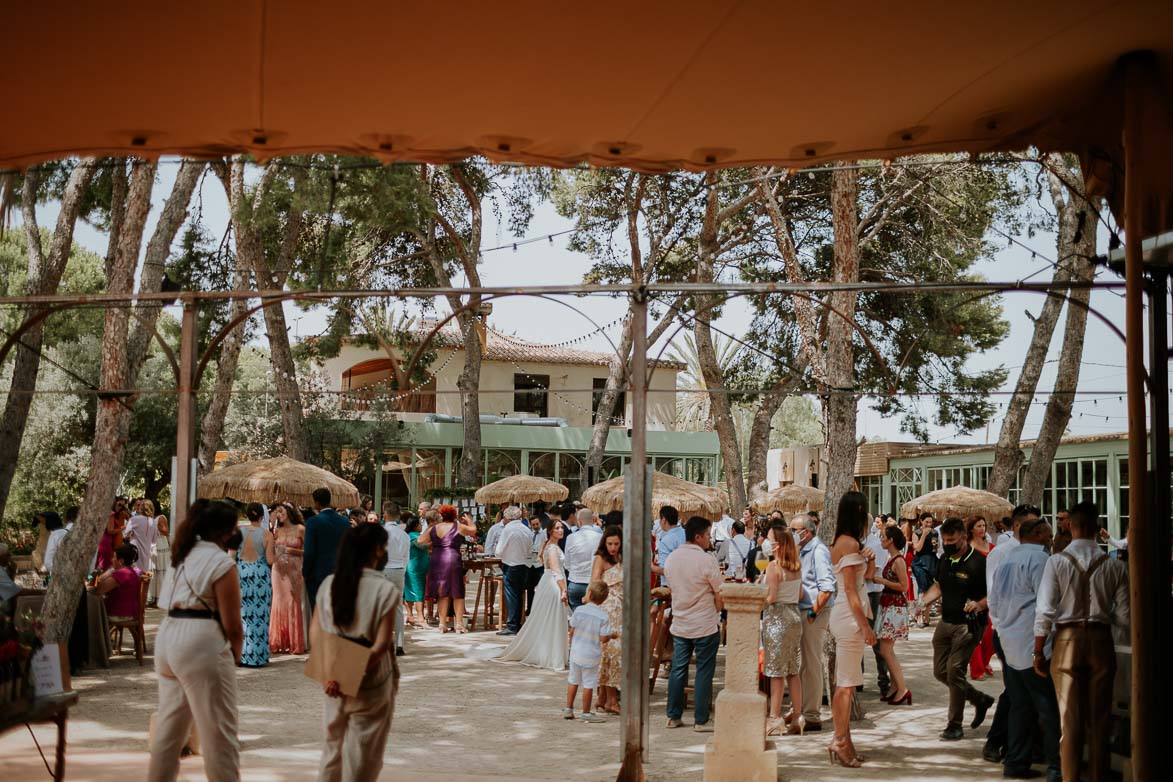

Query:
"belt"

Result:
[[168, 607, 220, 621], [1056, 621, 1110, 631], [341, 634, 374, 648]]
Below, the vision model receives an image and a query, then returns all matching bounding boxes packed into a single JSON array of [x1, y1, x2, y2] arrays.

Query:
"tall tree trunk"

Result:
[[985, 264, 1070, 497], [820, 164, 861, 543], [585, 315, 634, 485], [1021, 159, 1098, 503], [0, 162, 96, 522], [41, 159, 156, 644], [198, 273, 251, 475], [260, 302, 309, 461], [745, 370, 806, 499], [455, 313, 483, 485], [696, 178, 748, 512]]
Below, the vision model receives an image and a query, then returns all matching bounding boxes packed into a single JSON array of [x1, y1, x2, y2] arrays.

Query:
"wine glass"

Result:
[[754, 550, 769, 574]]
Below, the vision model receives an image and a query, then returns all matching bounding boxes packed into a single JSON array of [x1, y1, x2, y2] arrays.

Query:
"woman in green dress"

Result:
[[404, 516, 430, 627]]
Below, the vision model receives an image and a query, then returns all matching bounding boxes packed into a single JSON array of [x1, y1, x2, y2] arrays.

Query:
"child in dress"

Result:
[[563, 580, 617, 723]]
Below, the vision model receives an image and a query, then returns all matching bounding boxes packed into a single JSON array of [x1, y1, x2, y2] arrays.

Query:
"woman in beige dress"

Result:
[[591, 525, 623, 714]]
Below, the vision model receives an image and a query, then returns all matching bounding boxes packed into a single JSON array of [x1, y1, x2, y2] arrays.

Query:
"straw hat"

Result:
[[899, 486, 1013, 522], [581, 472, 726, 521], [474, 475, 569, 505], [197, 456, 362, 508], [750, 484, 825, 515]]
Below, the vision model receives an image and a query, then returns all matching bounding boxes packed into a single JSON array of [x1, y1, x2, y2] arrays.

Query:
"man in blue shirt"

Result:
[[986, 517, 1059, 781], [651, 506, 683, 586], [791, 514, 835, 729]]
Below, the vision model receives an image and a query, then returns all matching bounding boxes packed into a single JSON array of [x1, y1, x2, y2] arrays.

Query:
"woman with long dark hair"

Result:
[[827, 491, 877, 767], [315, 522, 399, 782], [149, 499, 244, 782], [591, 525, 623, 714], [270, 502, 307, 654]]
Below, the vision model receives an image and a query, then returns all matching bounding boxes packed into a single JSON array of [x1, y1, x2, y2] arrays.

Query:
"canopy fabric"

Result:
[[3, 2, 1170, 233]]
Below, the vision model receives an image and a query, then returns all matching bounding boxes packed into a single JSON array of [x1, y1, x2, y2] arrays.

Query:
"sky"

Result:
[[30, 159, 1169, 447]]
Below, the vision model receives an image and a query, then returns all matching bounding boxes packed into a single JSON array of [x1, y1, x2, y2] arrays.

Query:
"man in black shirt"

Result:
[[920, 516, 996, 741]]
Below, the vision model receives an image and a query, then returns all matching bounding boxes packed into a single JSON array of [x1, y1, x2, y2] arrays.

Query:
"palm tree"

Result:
[[667, 333, 741, 432]]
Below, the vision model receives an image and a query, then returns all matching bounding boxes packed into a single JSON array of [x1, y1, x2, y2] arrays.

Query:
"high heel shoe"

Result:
[[886, 689, 912, 705], [827, 738, 863, 768], [787, 715, 806, 736], [766, 717, 786, 737]]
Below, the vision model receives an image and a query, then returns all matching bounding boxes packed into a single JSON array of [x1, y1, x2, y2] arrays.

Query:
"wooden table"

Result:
[[464, 557, 503, 631], [14, 592, 109, 669], [0, 691, 80, 780]]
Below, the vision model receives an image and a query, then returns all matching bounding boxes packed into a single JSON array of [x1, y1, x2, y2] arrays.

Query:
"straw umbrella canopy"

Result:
[[474, 475, 569, 506], [198, 456, 361, 508], [581, 472, 726, 521], [751, 484, 826, 515], [899, 486, 1013, 522]]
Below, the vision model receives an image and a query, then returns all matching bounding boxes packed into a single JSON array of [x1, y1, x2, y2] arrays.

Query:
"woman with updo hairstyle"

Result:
[[149, 500, 244, 782], [236, 502, 276, 667], [417, 504, 476, 632], [316, 522, 398, 781], [92, 542, 142, 622]]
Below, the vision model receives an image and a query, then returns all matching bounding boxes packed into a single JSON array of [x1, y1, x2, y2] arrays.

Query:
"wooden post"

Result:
[[173, 300, 198, 522], [618, 289, 650, 782]]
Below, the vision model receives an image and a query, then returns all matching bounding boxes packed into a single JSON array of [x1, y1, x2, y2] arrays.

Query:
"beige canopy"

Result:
[[900, 486, 1014, 523], [751, 484, 826, 515], [474, 475, 569, 505], [2, 2, 1170, 234], [197, 456, 362, 509], [582, 472, 726, 521]]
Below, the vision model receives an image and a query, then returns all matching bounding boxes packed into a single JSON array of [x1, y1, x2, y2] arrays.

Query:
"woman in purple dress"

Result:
[[419, 504, 477, 633]]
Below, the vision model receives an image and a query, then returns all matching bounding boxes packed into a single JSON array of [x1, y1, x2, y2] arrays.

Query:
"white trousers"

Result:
[[148, 617, 240, 782], [382, 568, 406, 648], [318, 674, 395, 782]]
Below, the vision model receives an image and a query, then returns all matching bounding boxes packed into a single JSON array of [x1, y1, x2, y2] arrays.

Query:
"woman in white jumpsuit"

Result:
[[149, 499, 244, 782], [316, 522, 400, 782]]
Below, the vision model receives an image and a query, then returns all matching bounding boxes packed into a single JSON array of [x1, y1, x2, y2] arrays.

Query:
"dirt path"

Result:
[[3, 609, 1007, 781]]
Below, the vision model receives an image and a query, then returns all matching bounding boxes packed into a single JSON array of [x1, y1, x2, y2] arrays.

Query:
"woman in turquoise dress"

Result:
[[404, 517, 430, 627], [236, 503, 276, 667]]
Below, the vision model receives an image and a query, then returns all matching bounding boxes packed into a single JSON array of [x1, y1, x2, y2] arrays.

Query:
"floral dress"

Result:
[[874, 557, 909, 641], [237, 526, 272, 667], [597, 562, 624, 688]]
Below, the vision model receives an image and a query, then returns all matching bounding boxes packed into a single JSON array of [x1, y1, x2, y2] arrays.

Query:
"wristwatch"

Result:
[[807, 608, 818, 620]]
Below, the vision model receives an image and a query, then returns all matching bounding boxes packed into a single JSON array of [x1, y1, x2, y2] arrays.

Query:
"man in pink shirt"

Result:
[[664, 516, 724, 732]]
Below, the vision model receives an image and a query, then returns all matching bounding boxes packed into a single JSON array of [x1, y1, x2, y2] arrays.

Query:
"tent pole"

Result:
[[1122, 52, 1162, 782], [618, 288, 650, 782], [173, 299, 198, 523]]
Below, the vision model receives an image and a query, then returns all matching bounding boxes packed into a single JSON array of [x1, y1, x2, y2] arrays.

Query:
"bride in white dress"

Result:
[[495, 521, 569, 671]]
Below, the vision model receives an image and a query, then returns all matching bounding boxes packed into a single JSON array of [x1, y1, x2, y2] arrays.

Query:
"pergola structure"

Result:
[[3, 3, 1171, 780]]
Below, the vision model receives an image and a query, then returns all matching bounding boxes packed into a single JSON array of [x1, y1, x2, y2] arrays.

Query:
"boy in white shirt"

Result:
[[563, 580, 616, 723]]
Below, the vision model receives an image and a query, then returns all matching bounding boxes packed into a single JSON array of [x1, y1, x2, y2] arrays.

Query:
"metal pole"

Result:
[[1121, 52, 1158, 782], [618, 288, 650, 782], [173, 301, 198, 523]]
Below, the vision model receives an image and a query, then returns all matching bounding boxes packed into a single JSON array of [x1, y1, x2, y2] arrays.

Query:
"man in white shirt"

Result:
[[716, 520, 753, 578], [664, 516, 724, 732], [563, 508, 602, 611], [483, 509, 511, 557], [863, 516, 891, 695], [712, 509, 735, 544], [382, 514, 411, 656], [124, 506, 158, 576], [1034, 501, 1128, 782], [495, 507, 534, 635]]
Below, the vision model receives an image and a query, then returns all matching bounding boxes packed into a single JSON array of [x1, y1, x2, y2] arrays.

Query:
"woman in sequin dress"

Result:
[[761, 520, 805, 736], [591, 525, 623, 714]]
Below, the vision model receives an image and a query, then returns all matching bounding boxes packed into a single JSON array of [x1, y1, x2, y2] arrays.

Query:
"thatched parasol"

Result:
[[900, 486, 1013, 522], [198, 456, 362, 508], [474, 475, 569, 505], [751, 484, 825, 515], [581, 472, 726, 521]]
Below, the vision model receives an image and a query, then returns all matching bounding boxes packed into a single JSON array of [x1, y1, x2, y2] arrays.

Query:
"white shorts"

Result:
[[568, 661, 599, 689]]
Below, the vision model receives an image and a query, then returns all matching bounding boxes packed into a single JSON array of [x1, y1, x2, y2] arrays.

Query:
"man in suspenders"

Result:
[[1033, 501, 1130, 782]]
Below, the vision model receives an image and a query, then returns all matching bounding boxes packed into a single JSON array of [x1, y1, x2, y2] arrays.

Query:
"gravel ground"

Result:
[[4, 605, 1009, 781]]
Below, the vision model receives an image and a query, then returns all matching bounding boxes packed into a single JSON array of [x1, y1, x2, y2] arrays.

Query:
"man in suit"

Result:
[[302, 487, 351, 610]]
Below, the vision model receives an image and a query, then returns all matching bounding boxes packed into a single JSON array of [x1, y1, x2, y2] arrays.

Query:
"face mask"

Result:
[[761, 538, 774, 557], [793, 531, 803, 545], [942, 542, 960, 558], [223, 528, 244, 551]]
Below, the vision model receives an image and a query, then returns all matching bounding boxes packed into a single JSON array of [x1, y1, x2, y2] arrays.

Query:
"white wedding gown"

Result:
[[493, 545, 569, 671]]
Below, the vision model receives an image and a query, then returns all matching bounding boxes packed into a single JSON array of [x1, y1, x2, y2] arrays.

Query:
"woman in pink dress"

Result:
[[97, 502, 129, 571], [269, 502, 307, 654]]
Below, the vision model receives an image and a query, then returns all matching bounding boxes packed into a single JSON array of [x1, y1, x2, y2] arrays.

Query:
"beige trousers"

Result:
[[318, 671, 396, 782], [799, 609, 830, 722], [148, 618, 239, 782], [1052, 624, 1116, 782]]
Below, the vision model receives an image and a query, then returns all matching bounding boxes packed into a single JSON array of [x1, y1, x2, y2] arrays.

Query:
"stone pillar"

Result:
[[703, 582, 775, 782]]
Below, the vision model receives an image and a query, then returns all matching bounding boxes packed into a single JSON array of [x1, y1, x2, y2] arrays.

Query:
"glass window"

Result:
[[513, 373, 549, 417], [592, 378, 626, 425], [528, 452, 558, 480], [684, 457, 715, 486], [414, 449, 447, 499], [858, 475, 885, 516], [558, 453, 585, 500], [598, 456, 624, 483], [485, 449, 522, 483]]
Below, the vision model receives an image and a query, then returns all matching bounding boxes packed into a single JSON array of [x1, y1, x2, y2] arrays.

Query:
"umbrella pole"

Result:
[[173, 299, 199, 521], [618, 289, 650, 782]]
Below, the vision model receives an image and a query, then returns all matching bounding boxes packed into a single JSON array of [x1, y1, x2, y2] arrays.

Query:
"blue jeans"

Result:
[[503, 564, 529, 632], [566, 581, 588, 612], [667, 631, 720, 725]]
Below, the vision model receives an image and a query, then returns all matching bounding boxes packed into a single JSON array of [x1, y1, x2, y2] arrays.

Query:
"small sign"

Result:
[[31, 643, 64, 697]]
